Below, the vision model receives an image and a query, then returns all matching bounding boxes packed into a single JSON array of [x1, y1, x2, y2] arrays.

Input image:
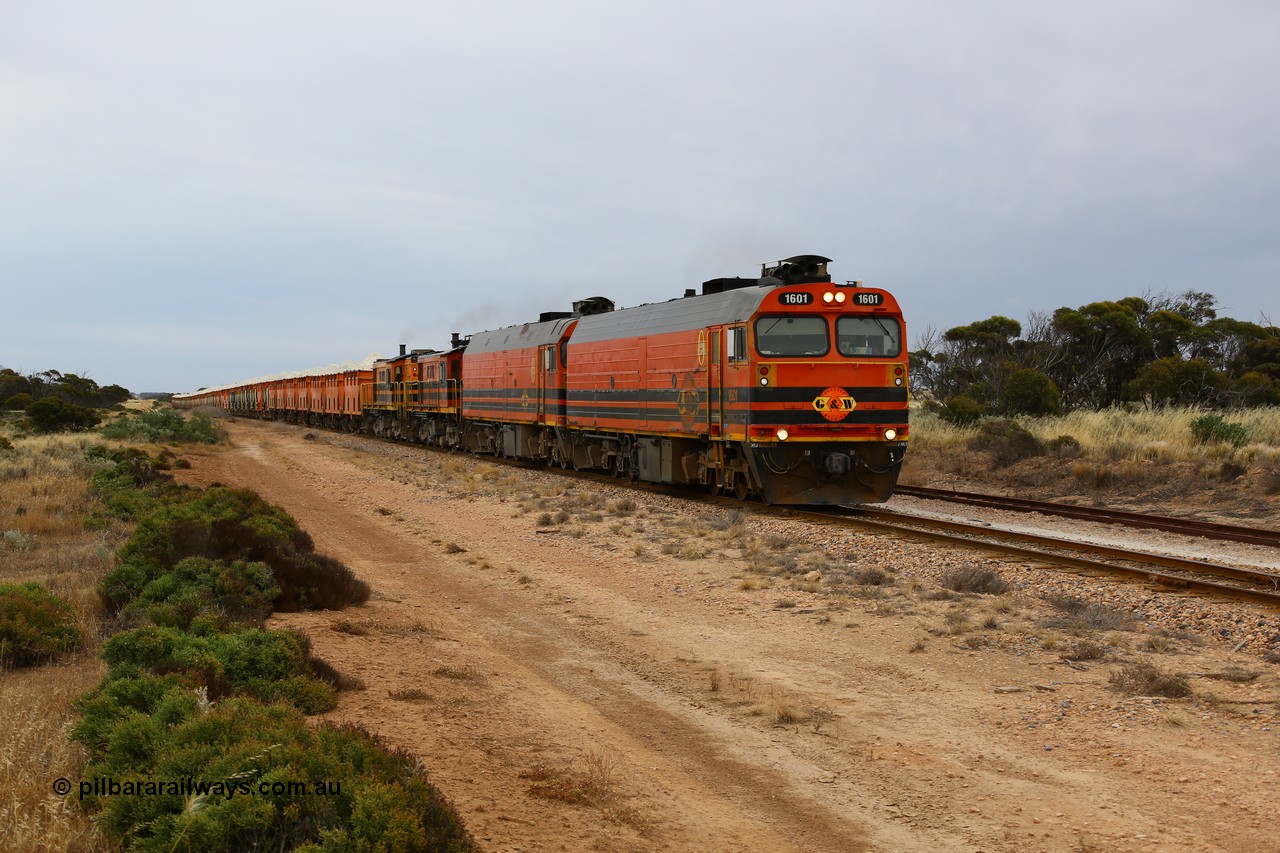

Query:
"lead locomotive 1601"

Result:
[[175, 255, 909, 505]]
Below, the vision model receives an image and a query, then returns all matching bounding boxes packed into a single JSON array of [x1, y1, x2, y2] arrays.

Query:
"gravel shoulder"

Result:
[[179, 419, 1280, 853]]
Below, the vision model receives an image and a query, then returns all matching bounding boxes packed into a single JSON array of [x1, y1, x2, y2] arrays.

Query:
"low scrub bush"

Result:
[[938, 395, 985, 427], [1045, 434, 1082, 459], [0, 582, 84, 667], [967, 418, 1043, 465], [1262, 458, 1280, 495], [87, 445, 184, 523], [940, 565, 1009, 595], [1040, 594, 1129, 633], [853, 566, 891, 586], [67, 441, 476, 851], [1108, 661, 1191, 697], [120, 556, 281, 631], [100, 407, 224, 444], [102, 625, 337, 713], [73, 692, 475, 851], [24, 397, 100, 433], [1190, 413, 1249, 448], [100, 486, 369, 614]]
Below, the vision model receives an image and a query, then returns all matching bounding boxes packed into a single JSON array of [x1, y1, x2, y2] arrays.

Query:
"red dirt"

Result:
[[177, 419, 1280, 852]]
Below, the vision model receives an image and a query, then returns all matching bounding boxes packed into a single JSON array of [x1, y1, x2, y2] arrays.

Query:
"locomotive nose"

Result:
[[824, 452, 851, 475]]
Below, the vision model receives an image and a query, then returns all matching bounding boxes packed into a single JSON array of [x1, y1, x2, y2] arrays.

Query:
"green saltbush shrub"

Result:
[[100, 486, 369, 614], [100, 407, 224, 444], [0, 582, 84, 666], [938, 394, 985, 427], [102, 625, 337, 713], [70, 442, 472, 852], [120, 556, 280, 631], [73, 696, 475, 852], [25, 397, 101, 433], [1190, 413, 1249, 447], [87, 446, 185, 525]]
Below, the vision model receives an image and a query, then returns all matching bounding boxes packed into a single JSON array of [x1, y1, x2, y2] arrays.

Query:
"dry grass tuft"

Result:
[[431, 664, 482, 682], [388, 687, 432, 702], [852, 566, 891, 586], [806, 705, 836, 734], [940, 564, 1009, 595], [770, 695, 802, 725], [1040, 594, 1130, 634], [330, 617, 370, 635], [1202, 666, 1261, 684], [1066, 638, 1111, 661], [1108, 661, 1191, 697], [522, 749, 617, 805]]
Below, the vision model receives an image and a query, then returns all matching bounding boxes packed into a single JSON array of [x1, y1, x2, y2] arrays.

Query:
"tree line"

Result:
[[1, 367, 131, 432], [909, 291, 1280, 422]]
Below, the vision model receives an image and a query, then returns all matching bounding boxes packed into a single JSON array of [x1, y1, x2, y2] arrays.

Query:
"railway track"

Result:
[[260, 418, 1280, 607], [893, 484, 1280, 548], [787, 504, 1280, 607]]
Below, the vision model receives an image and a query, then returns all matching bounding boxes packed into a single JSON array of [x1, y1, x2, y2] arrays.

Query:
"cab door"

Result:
[[708, 328, 723, 436], [537, 344, 553, 420]]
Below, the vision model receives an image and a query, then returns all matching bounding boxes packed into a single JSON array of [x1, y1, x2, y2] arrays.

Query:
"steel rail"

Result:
[[892, 485, 1280, 548], [243, 416, 1280, 607], [786, 505, 1280, 607]]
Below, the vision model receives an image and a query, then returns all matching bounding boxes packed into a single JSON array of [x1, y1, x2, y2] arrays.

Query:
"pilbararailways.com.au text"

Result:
[[63, 777, 342, 801]]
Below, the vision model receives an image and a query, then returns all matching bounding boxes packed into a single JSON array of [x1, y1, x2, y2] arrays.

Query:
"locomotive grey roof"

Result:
[[465, 315, 578, 354], [569, 287, 774, 344]]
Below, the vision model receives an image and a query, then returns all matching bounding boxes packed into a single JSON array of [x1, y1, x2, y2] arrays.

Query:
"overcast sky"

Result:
[[3, 1, 1278, 392]]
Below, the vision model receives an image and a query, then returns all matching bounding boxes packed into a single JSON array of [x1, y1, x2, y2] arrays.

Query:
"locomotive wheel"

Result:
[[734, 476, 750, 501]]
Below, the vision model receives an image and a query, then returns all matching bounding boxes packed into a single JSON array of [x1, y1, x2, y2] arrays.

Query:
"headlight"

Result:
[[834, 291, 846, 303], [776, 428, 789, 441], [883, 428, 897, 441], [760, 377, 769, 386]]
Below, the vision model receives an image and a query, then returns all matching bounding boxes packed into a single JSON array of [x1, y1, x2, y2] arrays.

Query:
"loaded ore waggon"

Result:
[[175, 255, 910, 504]]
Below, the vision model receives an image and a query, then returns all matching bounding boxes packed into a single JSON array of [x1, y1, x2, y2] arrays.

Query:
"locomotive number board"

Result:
[[777, 292, 813, 306], [776, 291, 884, 307]]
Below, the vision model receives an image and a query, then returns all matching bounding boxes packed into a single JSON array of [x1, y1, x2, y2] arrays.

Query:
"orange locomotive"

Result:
[[175, 256, 909, 505]]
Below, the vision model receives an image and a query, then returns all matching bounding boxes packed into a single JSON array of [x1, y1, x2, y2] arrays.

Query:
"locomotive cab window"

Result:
[[836, 316, 902, 357], [754, 316, 829, 357], [728, 326, 746, 362]]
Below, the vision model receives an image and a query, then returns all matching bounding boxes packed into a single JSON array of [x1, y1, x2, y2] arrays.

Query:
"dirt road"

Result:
[[180, 419, 1279, 852]]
